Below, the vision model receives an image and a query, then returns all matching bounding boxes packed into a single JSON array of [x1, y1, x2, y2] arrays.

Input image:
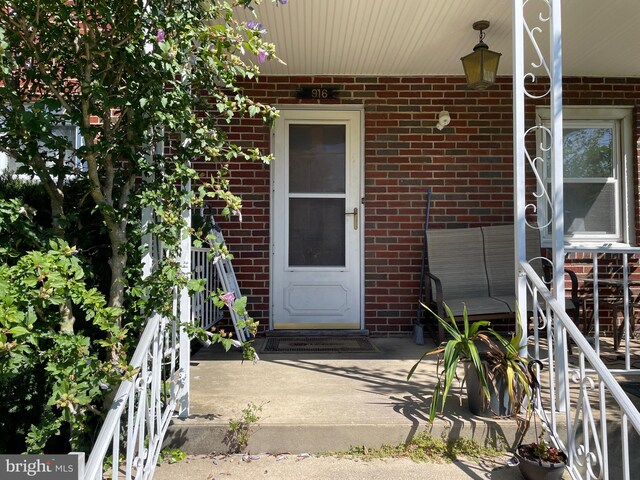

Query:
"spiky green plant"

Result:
[[486, 321, 530, 419], [408, 304, 497, 421], [408, 303, 530, 422]]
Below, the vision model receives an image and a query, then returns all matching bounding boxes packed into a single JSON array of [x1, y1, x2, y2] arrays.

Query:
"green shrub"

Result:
[[0, 200, 129, 453]]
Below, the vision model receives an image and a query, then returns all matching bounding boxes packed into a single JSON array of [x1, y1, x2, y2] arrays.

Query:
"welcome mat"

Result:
[[260, 336, 378, 354]]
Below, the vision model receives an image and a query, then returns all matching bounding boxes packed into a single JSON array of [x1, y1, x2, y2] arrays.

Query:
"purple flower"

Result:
[[279, 0, 288, 4], [246, 21, 267, 34], [257, 48, 268, 64], [157, 29, 165, 43], [221, 291, 235, 307]]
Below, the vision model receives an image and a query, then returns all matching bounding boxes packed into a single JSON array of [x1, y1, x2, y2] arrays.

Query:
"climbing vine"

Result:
[[0, 0, 284, 452]]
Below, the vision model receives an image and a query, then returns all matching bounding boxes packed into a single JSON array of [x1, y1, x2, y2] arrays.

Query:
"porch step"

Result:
[[164, 415, 532, 455], [163, 338, 544, 455]]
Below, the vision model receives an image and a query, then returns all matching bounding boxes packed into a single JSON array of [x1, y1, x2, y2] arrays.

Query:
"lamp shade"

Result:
[[461, 43, 502, 90]]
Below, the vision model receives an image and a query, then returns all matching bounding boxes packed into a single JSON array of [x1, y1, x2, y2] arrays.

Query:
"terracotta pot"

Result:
[[515, 444, 567, 480]]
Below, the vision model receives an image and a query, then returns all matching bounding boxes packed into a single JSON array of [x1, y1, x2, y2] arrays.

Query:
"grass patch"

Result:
[[158, 448, 187, 465], [326, 432, 503, 463], [223, 402, 266, 453]]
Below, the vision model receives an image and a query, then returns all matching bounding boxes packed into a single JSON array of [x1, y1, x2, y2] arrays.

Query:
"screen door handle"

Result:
[[345, 207, 358, 230]]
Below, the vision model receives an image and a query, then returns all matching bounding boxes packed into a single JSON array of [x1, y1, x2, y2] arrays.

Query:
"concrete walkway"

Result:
[[155, 336, 580, 479], [153, 452, 530, 480], [164, 337, 526, 455]]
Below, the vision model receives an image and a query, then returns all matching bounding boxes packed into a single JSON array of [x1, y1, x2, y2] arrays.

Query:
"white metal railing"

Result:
[[191, 247, 223, 331], [83, 220, 250, 480], [523, 261, 640, 480], [83, 227, 251, 479], [83, 312, 185, 480], [82, 222, 192, 479], [82, 132, 193, 479], [566, 246, 640, 373]]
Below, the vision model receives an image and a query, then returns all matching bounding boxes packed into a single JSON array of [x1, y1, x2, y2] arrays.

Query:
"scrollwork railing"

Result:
[[523, 261, 640, 480], [83, 312, 186, 480], [522, 0, 552, 99], [192, 247, 223, 332]]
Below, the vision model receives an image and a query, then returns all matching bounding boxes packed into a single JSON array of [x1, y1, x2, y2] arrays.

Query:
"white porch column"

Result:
[[513, 0, 567, 410], [141, 133, 162, 280], [549, 0, 568, 414], [141, 210, 154, 280], [177, 61, 194, 418], [177, 178, 192, 418], [512, 0, 527, 356]]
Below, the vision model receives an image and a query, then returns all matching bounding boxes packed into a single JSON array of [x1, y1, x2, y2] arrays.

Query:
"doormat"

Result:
[[260, 337, 378, 354]]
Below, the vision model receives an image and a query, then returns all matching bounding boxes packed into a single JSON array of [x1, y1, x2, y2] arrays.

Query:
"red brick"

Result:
[[202, 75, 640, 334]]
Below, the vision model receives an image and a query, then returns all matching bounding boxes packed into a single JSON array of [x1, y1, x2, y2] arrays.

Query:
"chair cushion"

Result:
[[482, 225, 545, 298], [440, 297, 512, 317], [427, 227, 490, 301]]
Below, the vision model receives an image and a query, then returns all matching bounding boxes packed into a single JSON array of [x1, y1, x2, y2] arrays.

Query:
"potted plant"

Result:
[[407, 303, 530, 421], [513, 360, 568, 480], [482, 322, 531, 417], [515, 431, 567, 480]]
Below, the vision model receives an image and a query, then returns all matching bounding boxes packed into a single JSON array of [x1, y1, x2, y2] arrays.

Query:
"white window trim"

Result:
[[1, 123, 84, 177], [536, 106, 635, 247], [0, 150, 11, 172]]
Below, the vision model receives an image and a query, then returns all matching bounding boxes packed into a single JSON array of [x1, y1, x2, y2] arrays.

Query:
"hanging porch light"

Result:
[[460, 20, 502, 90]]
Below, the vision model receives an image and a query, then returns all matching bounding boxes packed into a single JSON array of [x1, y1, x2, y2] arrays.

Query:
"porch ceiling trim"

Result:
[[243, 0, 640, 78]]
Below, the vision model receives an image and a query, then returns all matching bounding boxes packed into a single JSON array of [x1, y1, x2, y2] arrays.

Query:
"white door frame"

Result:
[[269, 105, 365, 330]]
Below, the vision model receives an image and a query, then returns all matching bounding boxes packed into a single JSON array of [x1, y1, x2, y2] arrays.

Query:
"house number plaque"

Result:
[[296, 86, 339, 100]]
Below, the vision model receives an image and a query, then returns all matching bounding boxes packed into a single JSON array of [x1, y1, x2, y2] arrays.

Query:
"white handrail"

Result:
[[567, 246, 640, 371], [522, 261, 640, 429], [521, 261, 640, 480], [83, 228, 247, 479], [566, 246, 640, 255], [83, 312, 182, 480], [191, 247, 222, 332]]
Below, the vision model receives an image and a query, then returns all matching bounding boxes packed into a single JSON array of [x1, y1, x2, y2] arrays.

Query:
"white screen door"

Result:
[[272, 109, 362, 329]]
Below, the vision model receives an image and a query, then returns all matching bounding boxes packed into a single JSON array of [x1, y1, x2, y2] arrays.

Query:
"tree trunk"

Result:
[[107, 222, 128, 321], [44, 181, 76, 334]]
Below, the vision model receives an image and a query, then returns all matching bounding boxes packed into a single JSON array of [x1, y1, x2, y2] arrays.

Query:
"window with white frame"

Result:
[[536, 106, 634, 246], [0, 150, 11, 172], [0, 122, 83, 174]]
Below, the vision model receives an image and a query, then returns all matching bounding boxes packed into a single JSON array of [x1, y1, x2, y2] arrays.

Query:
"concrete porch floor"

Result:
[[164, 336, 528, 455]]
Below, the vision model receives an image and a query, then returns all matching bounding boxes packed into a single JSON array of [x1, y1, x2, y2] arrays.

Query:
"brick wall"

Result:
[[210, 75, 640, 336]]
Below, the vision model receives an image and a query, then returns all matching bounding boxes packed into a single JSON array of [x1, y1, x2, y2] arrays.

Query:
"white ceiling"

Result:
[[243, 0, 640, 77]]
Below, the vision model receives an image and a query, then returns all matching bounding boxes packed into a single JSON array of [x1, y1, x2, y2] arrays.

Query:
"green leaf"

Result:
[[407, 349, 432, 380], [248, 105, 260, 117], [233, 296, 248, 315], [0, 0, 280, 452], [467, 342, 489, 400], [440, 342, 460, 405], [9, 326, 30, 336], [462, 304, 470, 337], [468, 320, 490, 338], [429, 382, 442, 422]]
